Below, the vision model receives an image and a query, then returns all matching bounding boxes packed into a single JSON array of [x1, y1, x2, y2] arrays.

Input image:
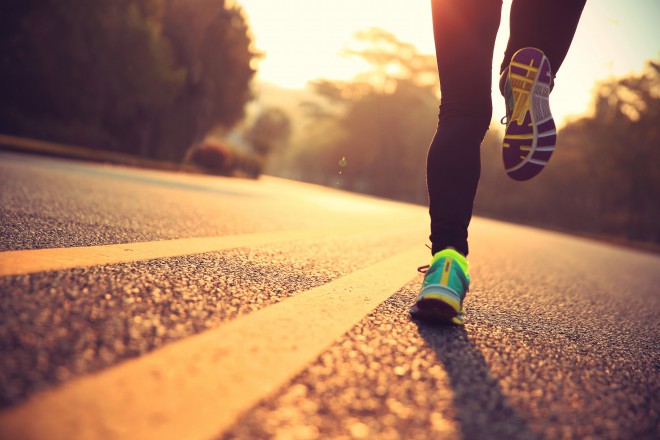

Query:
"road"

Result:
[[0, 151, 658, 440]]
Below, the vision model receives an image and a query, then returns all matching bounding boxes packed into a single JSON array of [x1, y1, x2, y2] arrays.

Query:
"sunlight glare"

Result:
[[239, 0, 434, 88], [239, 0, 660, 126]]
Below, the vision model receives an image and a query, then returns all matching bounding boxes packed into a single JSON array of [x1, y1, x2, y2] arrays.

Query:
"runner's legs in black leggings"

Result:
[[428, 0, 587, 256]]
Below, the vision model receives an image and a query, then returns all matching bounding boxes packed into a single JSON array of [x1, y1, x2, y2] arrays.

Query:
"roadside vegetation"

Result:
[[0, 0, 266, 176]]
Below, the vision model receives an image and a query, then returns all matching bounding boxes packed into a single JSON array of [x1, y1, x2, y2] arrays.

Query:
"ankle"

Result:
[[444, 246, 465, 257]]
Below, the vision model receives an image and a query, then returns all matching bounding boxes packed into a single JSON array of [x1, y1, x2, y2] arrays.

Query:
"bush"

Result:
[[185, 139, 263, 178], [186, 140, 234, 174]]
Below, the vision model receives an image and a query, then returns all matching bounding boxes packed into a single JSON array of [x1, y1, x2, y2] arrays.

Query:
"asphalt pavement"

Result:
[[0, 152, 658, 439]]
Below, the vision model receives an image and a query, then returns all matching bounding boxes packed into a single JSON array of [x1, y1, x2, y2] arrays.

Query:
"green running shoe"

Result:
[[410, 248, 470, 325]]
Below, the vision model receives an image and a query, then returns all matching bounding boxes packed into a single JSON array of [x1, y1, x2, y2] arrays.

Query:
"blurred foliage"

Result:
[[291, 28, 438, 203], [156, 0, 256, 160], [0, 0, 255, 161], [185, 138, 262, 178], [244, 106, 291, 156]]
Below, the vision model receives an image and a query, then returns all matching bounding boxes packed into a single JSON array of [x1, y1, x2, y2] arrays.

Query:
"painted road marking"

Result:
[[0, 245, 426, 440], [0, 225, 403, 276]]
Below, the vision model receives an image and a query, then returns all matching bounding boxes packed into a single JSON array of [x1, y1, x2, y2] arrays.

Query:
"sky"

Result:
[[237, 0, 660, 126]]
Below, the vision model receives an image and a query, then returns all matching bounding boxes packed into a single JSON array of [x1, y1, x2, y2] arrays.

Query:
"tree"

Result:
[[156, 0, 256, 160], [0, 0, 184, 153], [582, 60, 660, 240], [294, 28, 439, 202], [0, 0, 257, 162]]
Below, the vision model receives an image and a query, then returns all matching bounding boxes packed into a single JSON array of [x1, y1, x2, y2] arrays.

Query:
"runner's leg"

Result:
[[428, 0, 503, 256], [500, 0, 587, 76]]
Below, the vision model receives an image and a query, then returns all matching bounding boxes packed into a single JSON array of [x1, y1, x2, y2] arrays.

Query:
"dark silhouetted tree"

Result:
[[0, 0, 184, 153], [156, 0, 256, 160], [0, 0, 256, 162]]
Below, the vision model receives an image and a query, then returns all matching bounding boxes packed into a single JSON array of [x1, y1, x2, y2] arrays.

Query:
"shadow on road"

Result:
[[414, 322, 542, 440]]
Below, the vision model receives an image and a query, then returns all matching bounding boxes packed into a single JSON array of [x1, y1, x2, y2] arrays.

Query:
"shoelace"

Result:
[[500, 115, 508, 125], [418, 243, 433, 273]]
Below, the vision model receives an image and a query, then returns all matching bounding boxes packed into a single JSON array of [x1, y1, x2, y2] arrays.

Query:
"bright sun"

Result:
[[239, 0, 435, 88]]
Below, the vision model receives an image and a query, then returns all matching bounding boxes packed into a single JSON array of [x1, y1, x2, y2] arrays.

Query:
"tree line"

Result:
[[0, 0, 255, 162]]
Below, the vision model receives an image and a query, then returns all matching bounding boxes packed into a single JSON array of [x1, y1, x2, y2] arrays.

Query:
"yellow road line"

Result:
[[0, 225, 398, 276], [0, 245, 426, 440]]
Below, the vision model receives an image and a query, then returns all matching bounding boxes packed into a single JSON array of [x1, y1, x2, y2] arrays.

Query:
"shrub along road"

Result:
[[0, 152, 658, 439]]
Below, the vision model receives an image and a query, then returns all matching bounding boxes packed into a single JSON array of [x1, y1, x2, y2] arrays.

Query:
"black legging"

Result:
[[428, 0, 587, 256]]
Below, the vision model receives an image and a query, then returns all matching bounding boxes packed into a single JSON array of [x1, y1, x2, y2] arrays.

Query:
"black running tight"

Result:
[[428, 0, 586, 256]]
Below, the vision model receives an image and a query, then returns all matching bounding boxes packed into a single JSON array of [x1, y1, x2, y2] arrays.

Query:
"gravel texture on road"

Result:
[[222, 256, 658, 440], [2, 153, 658, 439], [221, 220, 660, 440], [1, 153, 411, 251], [0, 156, 256, 250], [0, 228, 420, 407]]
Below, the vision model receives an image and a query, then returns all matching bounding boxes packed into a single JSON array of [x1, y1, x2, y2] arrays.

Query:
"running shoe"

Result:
[[501, 47, 556, 181], [410, 248, 470, 325]]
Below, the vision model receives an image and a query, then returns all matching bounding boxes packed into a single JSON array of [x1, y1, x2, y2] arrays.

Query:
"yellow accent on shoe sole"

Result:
[[505, 134, 534, 140], [510, 60, 540, 73], [439, 257, 453, 286]]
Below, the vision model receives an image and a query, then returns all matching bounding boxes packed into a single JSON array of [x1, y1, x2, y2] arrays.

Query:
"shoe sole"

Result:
[[410, 290, 464, 325], [503, 47, 556, 181]]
